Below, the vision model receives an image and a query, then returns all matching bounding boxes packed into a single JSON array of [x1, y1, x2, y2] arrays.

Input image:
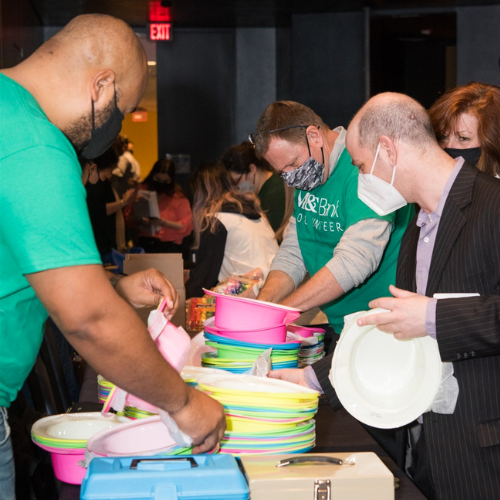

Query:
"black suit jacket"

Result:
[[313, 163, 500, 500]]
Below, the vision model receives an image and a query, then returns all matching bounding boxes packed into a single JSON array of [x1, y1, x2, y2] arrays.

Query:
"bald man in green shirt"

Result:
[[0, 15, 225, 497]]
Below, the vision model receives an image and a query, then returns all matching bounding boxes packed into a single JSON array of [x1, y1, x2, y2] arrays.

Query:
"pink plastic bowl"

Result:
[[33, 441, 84, 454], [287, 325, 326, 338], [51, 450, 86, 484], [204, 289, 301, 330], [33, 440, 87, 484], [86, 416, 177, 457], [204, 322, 287, 343], [33, 442, 85, 484]]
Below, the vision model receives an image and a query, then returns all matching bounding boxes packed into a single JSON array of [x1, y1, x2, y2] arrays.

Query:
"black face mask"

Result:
[[444, 147, 482, 166], [80, 87, 124, 160]]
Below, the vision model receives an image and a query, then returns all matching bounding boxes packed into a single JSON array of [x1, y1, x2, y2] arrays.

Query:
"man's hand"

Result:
[[170, 387, 226, 453], [268, 368, 310, 388], [356, 285, 429, 340], [243, 268, 264, 280], [116, 269, 179, 320]]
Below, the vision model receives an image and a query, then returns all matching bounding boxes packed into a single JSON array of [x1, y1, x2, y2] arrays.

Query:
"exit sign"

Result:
[[149, 23, 173, 41]]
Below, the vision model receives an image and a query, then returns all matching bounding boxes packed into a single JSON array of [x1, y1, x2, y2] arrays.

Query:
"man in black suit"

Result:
[[272, 92, 500, 499], [349, 92, 500, 500]]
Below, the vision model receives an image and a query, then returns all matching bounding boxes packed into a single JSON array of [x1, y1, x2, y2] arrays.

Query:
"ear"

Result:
[[90, 69, 116, 103], [306, 125, 323, 147], [379, 135, 398, 166], [248, 163, 258, 174], [88, 162, 100, 184]]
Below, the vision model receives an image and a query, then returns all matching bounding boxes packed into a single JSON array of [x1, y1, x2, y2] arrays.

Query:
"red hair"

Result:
[[429, 82, 500, 177]]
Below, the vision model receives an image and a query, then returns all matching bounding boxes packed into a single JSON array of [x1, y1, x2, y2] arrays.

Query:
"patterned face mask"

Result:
[[281, 132, 325, 191], [281, 155, 325, 191]]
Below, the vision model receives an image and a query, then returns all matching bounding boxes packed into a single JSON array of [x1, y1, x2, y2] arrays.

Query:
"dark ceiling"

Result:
[[30, 0, 500, 28]]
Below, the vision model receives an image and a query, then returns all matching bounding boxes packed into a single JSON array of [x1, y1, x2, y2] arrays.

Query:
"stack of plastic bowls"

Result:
[[123, 406, 157, 419], [31, 413, 126, 484], [197, 374, 319, 454], [287, 325, 326, 367], [201, 290, 302, 373], [202, 331, 302, 373], [97, 375, 115, 404]]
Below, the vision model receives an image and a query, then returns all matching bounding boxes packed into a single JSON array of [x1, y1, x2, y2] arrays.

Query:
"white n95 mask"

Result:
[[357, 143, 407, 216]]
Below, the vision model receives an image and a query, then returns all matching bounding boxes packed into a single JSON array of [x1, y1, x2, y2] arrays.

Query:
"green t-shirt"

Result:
[[294, 147, 413, 333], [258, 173, 286, 232], [0, 73, 101, 407]]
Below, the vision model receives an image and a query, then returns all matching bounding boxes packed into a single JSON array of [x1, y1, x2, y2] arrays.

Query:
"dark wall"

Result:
[[371, 38, 448, 109], [276, 27, 292, 102], [156, 28, 235, 189], [370, 14, 455, 109], [457, 5, 500, 86], [291, 11, 365, 128], [235, 28, 277, 143], [0, 0, 43, 69]]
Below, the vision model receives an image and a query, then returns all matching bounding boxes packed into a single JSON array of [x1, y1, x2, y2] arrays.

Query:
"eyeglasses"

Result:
[[248, 124, 320, 157]]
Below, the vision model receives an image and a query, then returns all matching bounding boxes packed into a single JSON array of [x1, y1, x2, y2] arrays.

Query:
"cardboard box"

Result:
[[123, 253, 186, 328]]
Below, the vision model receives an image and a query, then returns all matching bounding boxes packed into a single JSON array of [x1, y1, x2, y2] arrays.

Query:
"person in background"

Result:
[[221, 141, 287, 233], [135, 158, 193, 254], [111, 133, 141, 198], [185, 162, 278, 298], [429, 82, 500, 176], [0, 15, 225, 496], [83, 148, 137, 261]]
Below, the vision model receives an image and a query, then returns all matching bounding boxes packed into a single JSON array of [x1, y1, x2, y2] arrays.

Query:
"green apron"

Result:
[[294, 147, 413, 333]]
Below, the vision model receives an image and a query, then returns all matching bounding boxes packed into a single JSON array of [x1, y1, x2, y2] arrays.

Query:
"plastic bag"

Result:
[[102, 300, 193, 446], [213, 274, 264, 297]]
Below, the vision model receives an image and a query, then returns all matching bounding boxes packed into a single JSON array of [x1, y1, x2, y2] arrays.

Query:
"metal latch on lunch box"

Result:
[[314, 479, 331, 500]]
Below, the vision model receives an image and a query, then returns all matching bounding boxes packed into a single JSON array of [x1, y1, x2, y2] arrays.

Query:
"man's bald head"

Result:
[[37, 14, 147, 97], [7, 14, 148, 156], [353, 92, 436, 152]]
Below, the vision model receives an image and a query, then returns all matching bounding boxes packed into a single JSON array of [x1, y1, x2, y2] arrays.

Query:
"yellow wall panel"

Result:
[[121, 111, 158, 181]]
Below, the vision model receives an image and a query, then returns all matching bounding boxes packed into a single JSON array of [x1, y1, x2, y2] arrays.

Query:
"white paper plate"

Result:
[[198, 374, 319, 395], [32, 413, 126, 441], [331, 308, 442, 429]]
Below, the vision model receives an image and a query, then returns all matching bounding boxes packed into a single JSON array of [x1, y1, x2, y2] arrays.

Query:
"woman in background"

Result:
[[135, 158, 193, 254], [429, 82, 500, 176], [221, 141, 288, 233], [185, 162, 278, 298]]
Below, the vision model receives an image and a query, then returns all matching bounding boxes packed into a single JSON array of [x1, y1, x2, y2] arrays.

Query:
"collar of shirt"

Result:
[[416, 157, 465, 237], [327, 126, 346, 179]]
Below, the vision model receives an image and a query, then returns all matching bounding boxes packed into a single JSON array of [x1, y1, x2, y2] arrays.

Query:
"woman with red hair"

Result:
[[429, 82, 500, 177]]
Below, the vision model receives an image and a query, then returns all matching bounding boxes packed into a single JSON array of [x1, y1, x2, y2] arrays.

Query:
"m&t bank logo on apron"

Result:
[[296, 192, 344, 233]]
